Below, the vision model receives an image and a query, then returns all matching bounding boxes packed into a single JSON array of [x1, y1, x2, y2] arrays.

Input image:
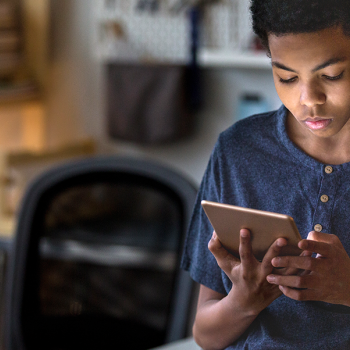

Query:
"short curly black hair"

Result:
[[250, 0, 350, 55]]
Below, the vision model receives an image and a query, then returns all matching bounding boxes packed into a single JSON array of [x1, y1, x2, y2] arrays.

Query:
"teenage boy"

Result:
[[181, 0, 350, 349]]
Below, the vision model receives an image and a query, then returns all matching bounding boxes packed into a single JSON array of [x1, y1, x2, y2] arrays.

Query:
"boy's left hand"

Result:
[[266, 231, 350, 306]]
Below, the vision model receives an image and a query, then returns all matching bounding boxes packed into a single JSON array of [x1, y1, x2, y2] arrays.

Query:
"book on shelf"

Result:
[[0, 80, 39, 103], [0, 3, 18, 30], [0, 52, 22, 76], [0, 31, 20, 52]]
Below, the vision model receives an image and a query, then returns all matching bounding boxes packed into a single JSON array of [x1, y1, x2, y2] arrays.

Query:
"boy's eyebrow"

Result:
[[271, 61, 296, 72], [312, 57, 346, 72], [271, 57, 347, 73]]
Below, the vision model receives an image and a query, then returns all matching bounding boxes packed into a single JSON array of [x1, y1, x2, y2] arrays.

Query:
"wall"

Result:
[[47, 0, 281, 186], [47, 0, 104, 147]]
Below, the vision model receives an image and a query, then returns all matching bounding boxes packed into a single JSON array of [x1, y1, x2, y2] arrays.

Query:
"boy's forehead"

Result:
[[268, 26, 350, 63], [268, 26, 348, 45]]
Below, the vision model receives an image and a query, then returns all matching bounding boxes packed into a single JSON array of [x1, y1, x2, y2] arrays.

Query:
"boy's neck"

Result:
[[286, 111, 350, 165]]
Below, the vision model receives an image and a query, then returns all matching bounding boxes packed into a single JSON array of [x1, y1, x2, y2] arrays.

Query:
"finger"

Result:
[[298, 239, 332, 257], [274, 249, 314, 276], [300, 231, 341, 252], [239, 229, 257, 272], [261, 237, 287, 272], [279, 285, 318, 301], [271, 255, 323, 271], [297, 249, 314, 275], [267, 274, 316, 290], [307, 230, 339, 243], [208, 231, 240, 273], [301, 250, 313, 257]]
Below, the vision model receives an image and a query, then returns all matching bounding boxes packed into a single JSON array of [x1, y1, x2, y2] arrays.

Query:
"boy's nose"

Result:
[[299, 82, 326, 107]]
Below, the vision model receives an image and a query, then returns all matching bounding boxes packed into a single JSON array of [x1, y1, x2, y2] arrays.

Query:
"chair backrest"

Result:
[[5, 156, 197, 350]]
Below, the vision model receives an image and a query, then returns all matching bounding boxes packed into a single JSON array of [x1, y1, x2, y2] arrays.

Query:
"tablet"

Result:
[[201, 200, 302, 260]]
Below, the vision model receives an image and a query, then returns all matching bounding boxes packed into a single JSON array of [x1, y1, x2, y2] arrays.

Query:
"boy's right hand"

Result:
[[208, 229, 288, 315]]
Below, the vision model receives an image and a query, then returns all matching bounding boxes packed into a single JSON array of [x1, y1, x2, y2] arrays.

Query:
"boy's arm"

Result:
[[193, 284, 259, 350], [192, 230, 287, 350]]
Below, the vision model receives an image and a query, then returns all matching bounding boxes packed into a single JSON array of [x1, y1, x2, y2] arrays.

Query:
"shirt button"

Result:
[[320, 195, 329, 203], [314, 224, 323, 232], [325, 166, 333, 174]]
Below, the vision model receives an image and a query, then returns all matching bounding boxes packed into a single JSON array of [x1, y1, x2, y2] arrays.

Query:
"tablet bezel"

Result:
[[201, 200, 302, 260]]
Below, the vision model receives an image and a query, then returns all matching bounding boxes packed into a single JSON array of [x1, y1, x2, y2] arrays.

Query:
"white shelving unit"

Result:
[[198, 49, 271, 69], [93, 0, 269, 69]]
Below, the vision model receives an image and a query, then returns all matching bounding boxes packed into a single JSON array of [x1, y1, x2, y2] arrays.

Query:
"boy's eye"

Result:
[[279, 76, 297, 84], [278, 71, 345, 84], [323, 71, 344, 80]]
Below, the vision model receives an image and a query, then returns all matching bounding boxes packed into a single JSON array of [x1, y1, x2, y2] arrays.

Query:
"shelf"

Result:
[[0, 81, 40, 104], [198, 49, 271, 69], [0, 216, 15, 252], [0, 53, 22, 76], [0, 236, 12, 252]]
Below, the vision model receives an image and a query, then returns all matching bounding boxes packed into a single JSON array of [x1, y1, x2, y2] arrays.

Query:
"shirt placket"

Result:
[[312, 165, 337, 234]]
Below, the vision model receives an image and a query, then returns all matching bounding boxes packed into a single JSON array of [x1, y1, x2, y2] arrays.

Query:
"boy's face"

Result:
[[269, 26, 350, 140]]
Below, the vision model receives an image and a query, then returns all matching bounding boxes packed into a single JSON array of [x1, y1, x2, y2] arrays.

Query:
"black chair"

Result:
[[4, 156, 197, 350]]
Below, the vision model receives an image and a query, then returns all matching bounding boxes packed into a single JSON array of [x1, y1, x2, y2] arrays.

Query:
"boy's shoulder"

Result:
[[218, 108, 283, 150]]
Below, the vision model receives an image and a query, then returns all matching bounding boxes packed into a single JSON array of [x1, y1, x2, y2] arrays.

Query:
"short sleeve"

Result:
[[181, 140, 227, 295]]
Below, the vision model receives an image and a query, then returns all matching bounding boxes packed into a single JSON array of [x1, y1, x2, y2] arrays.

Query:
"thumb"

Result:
[[208, 231, 240, 273], [307, 230, 335, 244], [307, 230, 328, 241]]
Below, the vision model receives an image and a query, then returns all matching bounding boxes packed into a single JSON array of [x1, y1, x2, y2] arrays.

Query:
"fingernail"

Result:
[[277, 239, 285, 247], [266, 275, 275, 283], [271, 257, 279, 266], [240, 229, 248, 237]]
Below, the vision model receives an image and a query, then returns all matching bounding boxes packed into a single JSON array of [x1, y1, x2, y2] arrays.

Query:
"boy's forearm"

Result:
[[193, 292, 259, 350]]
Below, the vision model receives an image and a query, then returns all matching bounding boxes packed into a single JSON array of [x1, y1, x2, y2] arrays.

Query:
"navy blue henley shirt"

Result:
[[181, 105, 350, 349]]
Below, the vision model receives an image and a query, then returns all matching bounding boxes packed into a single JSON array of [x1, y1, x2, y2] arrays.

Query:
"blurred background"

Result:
[[0, 0, 281, 348], [0, 0, 281, 235]]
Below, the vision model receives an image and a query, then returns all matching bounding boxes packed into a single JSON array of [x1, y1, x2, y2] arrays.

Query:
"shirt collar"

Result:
[[276, 105, 350, 173]]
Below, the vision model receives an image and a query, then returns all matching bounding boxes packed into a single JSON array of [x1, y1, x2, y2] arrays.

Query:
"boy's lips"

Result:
[[303, 117, 332, 130]]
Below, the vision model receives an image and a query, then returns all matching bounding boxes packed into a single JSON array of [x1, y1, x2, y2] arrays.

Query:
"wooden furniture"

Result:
[[0, 1, 97, 239], [0, 139, 96, 238], [0, 0, 49, 152]]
